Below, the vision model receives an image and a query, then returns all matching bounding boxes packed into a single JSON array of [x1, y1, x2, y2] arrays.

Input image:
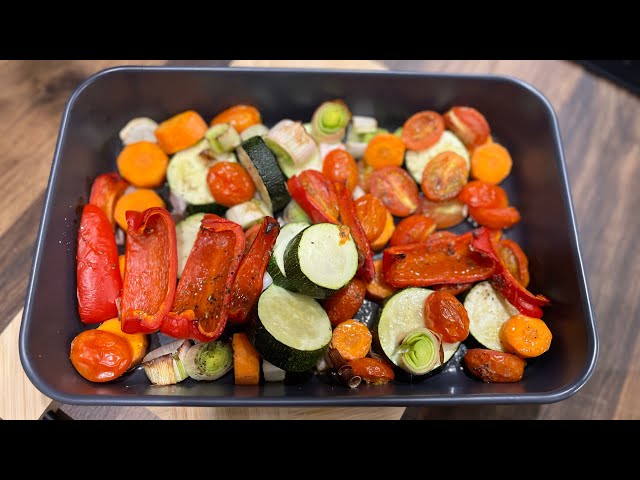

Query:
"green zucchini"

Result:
[[282, 223, 358, 299], [267, 222, 310, 291], [175, 213, 205, 278], [167, 139, 224, 213], [464, 281, 519, 351], [254, 284, 332, 372], [404, 130, 470, 184], [377, 287, 459, 371], [237, 136, 290, 212]]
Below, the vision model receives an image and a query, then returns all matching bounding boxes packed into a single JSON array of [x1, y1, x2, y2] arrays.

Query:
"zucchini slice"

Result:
[[283, 223, 358, 299], [237, 136, 290, 213], [255, 284, 332, 372], [175, 213, 205, 278], [464, 281, 519, 351], [377, 287, 459, 370], [405, 131, 470, 183], [167, 139, 217, 207], [267, 222, 310, 291]]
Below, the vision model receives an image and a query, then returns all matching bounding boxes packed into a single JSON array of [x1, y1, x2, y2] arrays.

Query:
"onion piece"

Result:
[[310, 100, 351, 144], [396, 328, 443, 375], [119, 117, 158, 145], [263, 359, 286, 382], [265, 120, 320, 174], [183, 341, 233, 381], [142, 340, 192, 385], [262, 271, 273, 292], [352, 116, 377, 135]]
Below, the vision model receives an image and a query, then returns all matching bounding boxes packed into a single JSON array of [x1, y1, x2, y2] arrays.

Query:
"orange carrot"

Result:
[[118, 254, 126, 281], [370, 211, 396, 251], [211, 105, 261, 133], [154, 110, 208, 154], [114, 189, 166, 231], [97, 318, 148, 367], [331, 320, 372, 360], [499, 314, 552, 358], [232, 332, 260, 385], [366, 259, 397, 302], [116, 141, 169, 188], [470, 142, 512, 184], [364, 133, 406, 170]]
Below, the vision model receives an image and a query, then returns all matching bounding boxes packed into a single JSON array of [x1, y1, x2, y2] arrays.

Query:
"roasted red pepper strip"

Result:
[[120, 207, 177, 334], [470, 227, 550, 318], [76, 204, 122, 323], [229, 216, 280, 324], [287, 170, 340, 224], [382, 231, 495, 288], [89, 172, 129, 228], [162, 214, 245, 340], [335, 182, 376, 283]]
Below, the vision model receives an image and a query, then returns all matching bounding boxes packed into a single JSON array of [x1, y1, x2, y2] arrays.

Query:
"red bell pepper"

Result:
[[382, 231, 495, 288], [287, 170, 340, 224], [76, 204, 122, 323], [335, 182, 376, 283], [120, 207, 177, 334], [162, 214, 245, 341], [89, 172, 129, 228], [470, 227, 550, 318], [229, 216, 280, 324]]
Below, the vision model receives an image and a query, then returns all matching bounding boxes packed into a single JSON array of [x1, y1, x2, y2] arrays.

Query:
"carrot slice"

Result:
[[470, 142, 512, 184], [421, 151, 468, 201], [114, 189, 166, 231], [154, 110, 208, 154], [232, 332, 260, 385], [97, 318, 148, 367], [366, 259, 397, 302], [117, 141, 169, 188], [401, 110, 445, 150], [499, 314, 552, 358], [364, 133, 406, 170], [211, 105, 261, 133], [331, 320, 372, 360]]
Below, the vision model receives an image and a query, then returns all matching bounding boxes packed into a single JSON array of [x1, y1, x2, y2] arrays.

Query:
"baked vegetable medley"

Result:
[[71, 101, 551, 387]]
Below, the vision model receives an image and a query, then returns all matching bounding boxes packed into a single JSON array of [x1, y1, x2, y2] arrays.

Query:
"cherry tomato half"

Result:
[[389, 214, 436, 247], [417, 196, 467, 229], [323, 149, 359, 192], [498, 238, 530, 287], [421, 151, 468, 201], [322, 278, 367, 327], [355, 194, 388, 243], [468, 206, 521, 230], [210, 105, 261, 133], [458, 180, 508, 208], [444, 106, 490, 149], [423, 291, 470, 343], [207, 162, 256, 207], [70, 329, 132, 383], [402, 111, 445, 150], [368, 166, 419, 217]]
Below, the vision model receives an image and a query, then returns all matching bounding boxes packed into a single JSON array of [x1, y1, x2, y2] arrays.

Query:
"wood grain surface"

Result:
[[1, 59, 637, 420]]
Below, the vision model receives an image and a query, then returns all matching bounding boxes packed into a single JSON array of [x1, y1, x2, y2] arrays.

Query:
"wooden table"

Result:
[[1, 60, 637, 420]]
